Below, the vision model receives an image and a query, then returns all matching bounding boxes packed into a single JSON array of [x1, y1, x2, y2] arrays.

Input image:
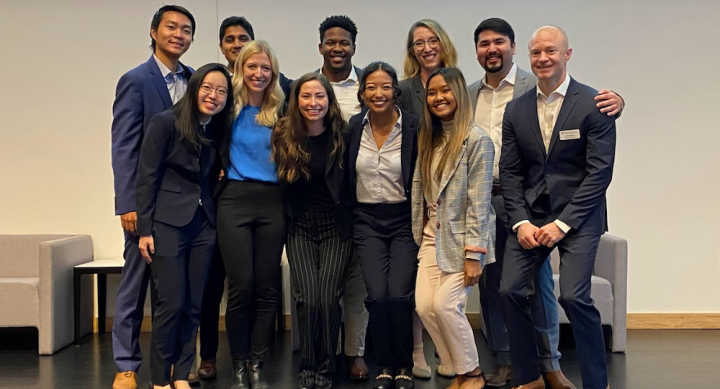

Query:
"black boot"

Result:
[[230, 360, 250, 389], [248, 359, 268, 389]]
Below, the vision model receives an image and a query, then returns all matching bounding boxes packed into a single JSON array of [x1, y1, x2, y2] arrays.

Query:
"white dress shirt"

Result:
[[153, 55, 187, 104], [474, 63, 517, 181], [355, 108, 406, 204], [325, 66, 362, 121], [513, 75, 572, 234]]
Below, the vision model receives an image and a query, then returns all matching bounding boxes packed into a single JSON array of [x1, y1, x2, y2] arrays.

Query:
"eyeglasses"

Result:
[[413, 37, 440, 50], [200, 83, 228, 98]]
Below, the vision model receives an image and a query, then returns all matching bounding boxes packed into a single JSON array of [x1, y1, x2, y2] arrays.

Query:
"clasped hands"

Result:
[[517, 222, 566, 250]]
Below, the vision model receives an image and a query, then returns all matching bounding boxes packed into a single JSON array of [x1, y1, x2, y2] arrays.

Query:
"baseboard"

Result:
[[96, 313, 483, 333], [627, 313, 720, 329], [96, 313, 720, 333]]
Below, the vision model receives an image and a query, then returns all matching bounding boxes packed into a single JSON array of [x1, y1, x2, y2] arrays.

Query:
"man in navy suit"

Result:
[[499, 26, 616, 389], [110, 5, 195, 389]]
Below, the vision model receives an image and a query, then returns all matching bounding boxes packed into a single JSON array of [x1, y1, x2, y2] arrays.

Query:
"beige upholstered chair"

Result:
[[550, 233, 628, 352], [0, 235, 94, 355]]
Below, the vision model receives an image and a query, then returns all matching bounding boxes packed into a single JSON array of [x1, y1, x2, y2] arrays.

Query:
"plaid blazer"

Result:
[[411, 125, 496, 273]]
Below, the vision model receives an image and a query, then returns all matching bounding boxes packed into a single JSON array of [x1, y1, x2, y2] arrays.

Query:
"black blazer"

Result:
[[136, 109, 219, 236], [282, 124, 354, 240], [347, 108, 419, 209], [396, 74, 425, 118], [499, 78, 616, 236]]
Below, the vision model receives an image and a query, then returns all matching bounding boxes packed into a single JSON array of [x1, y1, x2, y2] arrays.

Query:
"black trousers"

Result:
[[499, 197, 607, 388], [287, 210, 353, 387], [217, 180, 286, 362], [199, 246, 225, 360], [149, 207, 215, 385], [354, 203, 417, 370]]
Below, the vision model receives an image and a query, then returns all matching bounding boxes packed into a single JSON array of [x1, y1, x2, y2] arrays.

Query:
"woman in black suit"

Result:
[[347, 62, 418, 389], [136, 63, 233, 389], [271, 73, 354, 389]]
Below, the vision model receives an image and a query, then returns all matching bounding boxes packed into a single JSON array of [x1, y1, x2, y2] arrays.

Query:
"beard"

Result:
[[483, 56, 504, 73]]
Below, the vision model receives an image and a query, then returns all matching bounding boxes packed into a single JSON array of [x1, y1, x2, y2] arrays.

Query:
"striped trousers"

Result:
[[287, 210, 354, 387]]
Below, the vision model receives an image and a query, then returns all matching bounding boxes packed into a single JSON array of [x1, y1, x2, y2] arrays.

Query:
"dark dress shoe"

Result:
[[230, 361, 250, 389], [316, 382, 332, 389], [395, 368, 414, 389], [248, 359, 269, 389], [542, 370, 575, 389], [347, 356, 370, 380], [373, 368, 394, 389], [197, 359, 217, 380]]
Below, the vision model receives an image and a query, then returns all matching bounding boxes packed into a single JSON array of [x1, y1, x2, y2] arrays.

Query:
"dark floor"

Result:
[[1, 327, 720, 389]]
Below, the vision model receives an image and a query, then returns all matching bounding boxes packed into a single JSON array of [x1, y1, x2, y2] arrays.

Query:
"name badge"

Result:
[[559, 129, 581, 140]]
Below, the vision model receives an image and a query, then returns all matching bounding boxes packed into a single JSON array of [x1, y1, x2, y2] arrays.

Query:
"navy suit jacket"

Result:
[[111, 56, 194, 215], [499, 77, 616, 236], [135, 109, 218, 236], [347, 108, 419, 209]]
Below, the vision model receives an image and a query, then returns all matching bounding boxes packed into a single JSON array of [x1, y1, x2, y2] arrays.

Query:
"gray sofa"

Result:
[[549, 233, 628, 352], [0, 234, 94, 354]]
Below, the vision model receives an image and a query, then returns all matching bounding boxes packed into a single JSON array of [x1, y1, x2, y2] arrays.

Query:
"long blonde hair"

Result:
[[271, 73, 346, 183], [418, 68, 474, 199], [402, 19, 458, 80], [232, 40, 284, 127]]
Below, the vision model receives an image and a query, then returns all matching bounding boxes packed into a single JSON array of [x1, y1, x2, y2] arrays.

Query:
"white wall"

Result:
[[1, 0, 719, 314]]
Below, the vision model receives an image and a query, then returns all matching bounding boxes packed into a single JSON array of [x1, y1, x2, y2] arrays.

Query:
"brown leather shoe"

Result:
[[511, 375, 545, 389], [347, 356, 370, 380], [542, 370, 576, 389], [197, 359, 217, 380], [113, 371, 138, 389], [485, 364, 513, 387]]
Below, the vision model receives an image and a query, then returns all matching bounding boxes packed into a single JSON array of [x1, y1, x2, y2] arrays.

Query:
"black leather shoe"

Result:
[[373, 368, 394, 389], [248, 359, 268, 389], [230, 361, 250, 389], [395, 368, 414, 389]]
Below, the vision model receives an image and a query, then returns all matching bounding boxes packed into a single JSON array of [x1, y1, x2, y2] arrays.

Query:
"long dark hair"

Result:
[[271, 72, 346, 183], [175, 63, 234, 149]]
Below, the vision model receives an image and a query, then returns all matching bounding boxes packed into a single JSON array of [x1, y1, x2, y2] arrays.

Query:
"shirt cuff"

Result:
[[554, 219, 571, 233], [512, 220, 530, 232], [465, 251, 485, 262]]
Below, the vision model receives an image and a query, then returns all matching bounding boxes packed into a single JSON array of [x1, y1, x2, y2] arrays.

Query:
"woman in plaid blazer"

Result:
[[412, 67, 496, 389]]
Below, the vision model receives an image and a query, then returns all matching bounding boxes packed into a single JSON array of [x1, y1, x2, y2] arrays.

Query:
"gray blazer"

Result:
[[411, 125, 497, 273], [467, 66, 537, 111], [397, 74, 425, 118]]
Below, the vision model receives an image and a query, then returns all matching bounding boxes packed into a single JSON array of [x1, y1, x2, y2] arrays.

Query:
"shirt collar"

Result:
[[322, 66, 358, 84], [153, 54, 184, 79], [481, 62, 517, 90], [362, 106, 403, 128], [536, 74, 571, 99]]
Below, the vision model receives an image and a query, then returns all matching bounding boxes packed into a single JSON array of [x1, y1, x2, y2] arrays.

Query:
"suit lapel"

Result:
[[546, 79, 578, 158], [412, 75, 424, 110], [437, 139, 466, 196], [349, 120, 363, 188], [524, 89, 547, 158], [513, 69, 530, 99], [324, 131, 340, 202], [401, 117, 415, 190], [147, 57, 174, 109]]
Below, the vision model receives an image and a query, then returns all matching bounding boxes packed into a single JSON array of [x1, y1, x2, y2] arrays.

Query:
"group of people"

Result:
[[110, 5, 622, 389]]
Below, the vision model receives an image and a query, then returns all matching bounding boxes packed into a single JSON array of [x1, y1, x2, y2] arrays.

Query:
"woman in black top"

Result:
[[271, 73, 353, 389], [136, 63, 233, 389]]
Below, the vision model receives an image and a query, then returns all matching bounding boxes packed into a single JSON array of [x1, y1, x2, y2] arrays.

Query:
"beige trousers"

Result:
[[415, 211, 479, 375]]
